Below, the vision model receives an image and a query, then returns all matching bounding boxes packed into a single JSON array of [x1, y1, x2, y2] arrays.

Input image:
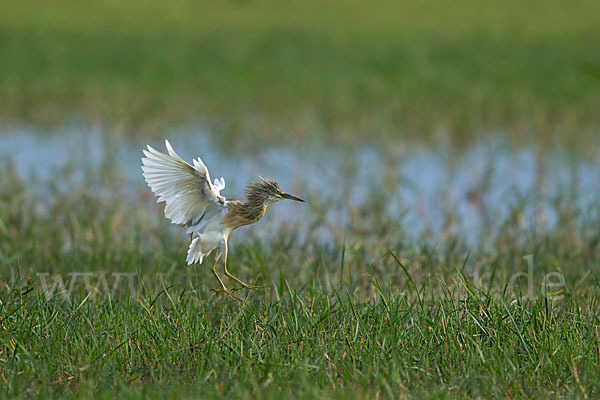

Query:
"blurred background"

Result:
[[2, 1, 599, 145], [1, 0, 600, 287]]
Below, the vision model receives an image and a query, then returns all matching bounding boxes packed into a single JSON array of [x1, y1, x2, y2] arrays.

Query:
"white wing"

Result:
[[141, 140, 226, 226], [213, 177, 225, 191]]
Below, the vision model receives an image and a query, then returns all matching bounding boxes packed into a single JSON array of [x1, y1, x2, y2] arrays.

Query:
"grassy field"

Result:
[[2, 142, 600, 398], [1, 0, 600, 146]]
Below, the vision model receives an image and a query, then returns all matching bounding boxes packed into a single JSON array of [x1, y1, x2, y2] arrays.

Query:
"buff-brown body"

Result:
[[221, 199, 267, 230]]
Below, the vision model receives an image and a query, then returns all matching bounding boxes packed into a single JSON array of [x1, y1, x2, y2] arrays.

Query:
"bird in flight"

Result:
[[141, 140, 304, 300]]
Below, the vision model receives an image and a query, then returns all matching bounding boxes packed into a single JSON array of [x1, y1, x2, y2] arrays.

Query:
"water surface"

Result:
[[1, 126, 598, 247]]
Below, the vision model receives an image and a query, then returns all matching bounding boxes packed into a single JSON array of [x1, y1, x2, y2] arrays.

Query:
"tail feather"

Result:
[[186, 237, 205, 265]]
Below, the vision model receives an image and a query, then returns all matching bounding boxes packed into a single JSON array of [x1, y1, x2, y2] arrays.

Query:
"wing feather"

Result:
[[141, 140, 225, 225]]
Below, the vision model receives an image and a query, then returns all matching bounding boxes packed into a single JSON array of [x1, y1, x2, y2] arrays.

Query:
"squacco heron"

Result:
[[141, 140, 304, 300]]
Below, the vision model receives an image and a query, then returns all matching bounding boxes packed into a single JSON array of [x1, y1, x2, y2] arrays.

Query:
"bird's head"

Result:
[[245, 177, 304, 205]]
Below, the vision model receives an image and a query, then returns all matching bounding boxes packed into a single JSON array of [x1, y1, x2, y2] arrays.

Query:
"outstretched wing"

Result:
[[141, 140, 226, 226]]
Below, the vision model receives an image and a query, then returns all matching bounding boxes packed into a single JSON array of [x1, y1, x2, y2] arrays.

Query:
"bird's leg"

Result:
[[220, 240, 265, 291], [210, 250, 241, 301]]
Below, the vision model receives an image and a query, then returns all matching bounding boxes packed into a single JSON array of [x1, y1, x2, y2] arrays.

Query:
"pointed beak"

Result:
[[280, 192, 305, 202]]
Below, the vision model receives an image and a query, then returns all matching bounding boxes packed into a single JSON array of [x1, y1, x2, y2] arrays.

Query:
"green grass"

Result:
[[1, 0, 600, 146], [2, 148, 600, 398], [2, 273, 599, 399]]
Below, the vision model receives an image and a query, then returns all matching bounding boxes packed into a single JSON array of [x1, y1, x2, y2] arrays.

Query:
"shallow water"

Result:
[[1, 125, 599, 247]]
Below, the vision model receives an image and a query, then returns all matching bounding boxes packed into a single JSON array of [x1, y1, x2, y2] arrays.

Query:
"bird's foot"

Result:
[[232, 283, 266, 292], [211, 287, 242, 301], [224, 272, 267, 291]]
